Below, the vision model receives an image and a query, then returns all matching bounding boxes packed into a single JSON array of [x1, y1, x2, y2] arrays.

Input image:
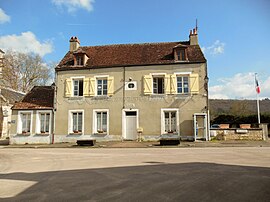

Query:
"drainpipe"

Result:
[[204, 62, 210, 141], [52, 70, 58, 144], [123, 66, 126, 109]]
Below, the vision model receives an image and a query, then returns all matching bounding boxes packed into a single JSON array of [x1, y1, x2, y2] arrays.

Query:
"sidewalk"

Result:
[[2, 139, 270, 148]]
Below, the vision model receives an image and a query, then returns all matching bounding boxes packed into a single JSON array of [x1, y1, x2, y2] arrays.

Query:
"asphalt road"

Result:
[[0, 147, 270, 202]]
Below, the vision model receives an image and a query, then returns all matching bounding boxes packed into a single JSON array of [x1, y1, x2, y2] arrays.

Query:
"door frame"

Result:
[[122, 109, 139, 140], [193, 113, 208, 141]]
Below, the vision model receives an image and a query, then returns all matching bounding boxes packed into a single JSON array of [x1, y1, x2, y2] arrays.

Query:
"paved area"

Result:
[[2, 139, 270, 148], [0, 147, 270, 201]]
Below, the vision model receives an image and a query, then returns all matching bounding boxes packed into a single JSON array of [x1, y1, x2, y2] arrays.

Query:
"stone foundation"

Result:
[[210, 128, 263, 141]]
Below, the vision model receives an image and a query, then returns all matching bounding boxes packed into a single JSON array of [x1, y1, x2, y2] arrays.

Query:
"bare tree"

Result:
[[2, 51, 54, 93]]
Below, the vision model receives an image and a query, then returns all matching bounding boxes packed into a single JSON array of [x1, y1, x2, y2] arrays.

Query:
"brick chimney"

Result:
[[69, 36, 80, 52], [189, 28, 198, 45]]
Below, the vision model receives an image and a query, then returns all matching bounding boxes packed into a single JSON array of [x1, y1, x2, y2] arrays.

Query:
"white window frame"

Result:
[[174, 72, 192, 95], [151, 73, 166, 95], [161, 108, 179, 135], [17, 111, 33, 134], [94, 75, 109, 96], [177, 75, 189, 94], [68, 110, 84, 134], [36, 110, 52, 134], [71, 76, 85, 97], [93, 109, 109, 135]]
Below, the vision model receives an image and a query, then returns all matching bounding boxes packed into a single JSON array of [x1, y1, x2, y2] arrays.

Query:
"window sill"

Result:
[[36, 133, 50, 136], [68, 96, 85, 101], [174, 94, 191, 99], [17, 133, 31, 136], [69, 132, 82, 135], [174, 60, 189, 63], [92, 96, 110, 100]]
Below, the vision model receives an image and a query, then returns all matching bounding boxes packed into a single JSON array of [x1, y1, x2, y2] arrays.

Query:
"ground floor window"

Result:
[[22, 113, 31, 133], [93, 110, 109, 134], [73, 112, 82, 133], [39, 113, 50, 133], [69, 110, 84, 134], [18, 111, 33, 134], [161, 109, 179, 134]]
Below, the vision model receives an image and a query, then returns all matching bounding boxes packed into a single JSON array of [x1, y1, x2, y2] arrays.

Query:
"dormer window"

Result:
[[174, 48, 187, 61], [76, 55, 84, 66], [73, 48, 88, 66]]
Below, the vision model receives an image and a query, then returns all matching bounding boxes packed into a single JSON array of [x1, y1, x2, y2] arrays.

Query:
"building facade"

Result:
[[10, 86, 54, 144], [54, 29, 209, 143]]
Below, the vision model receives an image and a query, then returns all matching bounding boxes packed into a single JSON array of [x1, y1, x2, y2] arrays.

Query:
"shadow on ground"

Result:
[[1, 162, 270, 202]]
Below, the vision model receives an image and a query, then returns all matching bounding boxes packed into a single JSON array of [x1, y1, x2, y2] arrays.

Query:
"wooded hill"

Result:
[[209, 99, 270, 120]]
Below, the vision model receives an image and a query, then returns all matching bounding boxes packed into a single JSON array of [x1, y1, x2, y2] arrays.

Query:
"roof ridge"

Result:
[[82, 41, 189, 48]]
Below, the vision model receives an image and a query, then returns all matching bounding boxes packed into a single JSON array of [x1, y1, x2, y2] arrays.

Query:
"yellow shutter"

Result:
[[164, 74, 171, 94], [89, 78, 96, 96], [65, 78, 72, 97], [190, 73, 199, 94], [143, 75, 153, 95], [83, 78, 90, 96], [171, 74, 177, 94], [107, 76, 114, 96]]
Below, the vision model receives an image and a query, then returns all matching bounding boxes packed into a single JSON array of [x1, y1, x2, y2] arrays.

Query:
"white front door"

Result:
[[125, 111, 137, 140]]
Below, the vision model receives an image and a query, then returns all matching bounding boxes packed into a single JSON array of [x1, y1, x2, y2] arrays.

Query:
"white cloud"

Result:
[[202, 40, 225, 55], [0, 32, 53, 57], [209, 72, 270, 99], [0, 8, 11, 24], [52, 0, 95, 13]]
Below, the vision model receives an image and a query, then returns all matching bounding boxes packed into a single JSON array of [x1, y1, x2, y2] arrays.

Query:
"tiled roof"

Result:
[[57, 41, 206, 70], [12, 86, 54, 110], [1, 88, 25, 104]]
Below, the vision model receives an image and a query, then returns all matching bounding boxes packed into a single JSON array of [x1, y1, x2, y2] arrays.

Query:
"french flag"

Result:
[[255, 76, 260, 94]]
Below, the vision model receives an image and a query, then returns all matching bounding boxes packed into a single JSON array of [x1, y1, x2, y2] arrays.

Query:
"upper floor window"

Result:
[[97, 78, 108, 96], [177, 76, 189, 94], [65, 76, 114, 98], [175, 49, 186, 61], [144, 73, 199, 95], [153, 76, 164, 94], [73, 79, 83, 96]]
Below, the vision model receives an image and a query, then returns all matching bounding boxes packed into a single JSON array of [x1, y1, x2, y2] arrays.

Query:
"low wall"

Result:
[[210, 128, 264, 141]]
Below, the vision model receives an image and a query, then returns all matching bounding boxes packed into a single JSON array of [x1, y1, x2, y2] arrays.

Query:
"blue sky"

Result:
[[0, 0, 270, 99]]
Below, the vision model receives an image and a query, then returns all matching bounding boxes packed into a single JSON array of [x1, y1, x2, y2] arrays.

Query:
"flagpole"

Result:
[[255, 73, 261, 124], [256, 92, 261, 124]]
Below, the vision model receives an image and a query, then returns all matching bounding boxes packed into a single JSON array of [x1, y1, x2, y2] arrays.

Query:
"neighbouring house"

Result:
[[0, 49, 25, 139], [0, 88, 25, 139], [10, 86, 54, 144], [54, 28, 209, 143]]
